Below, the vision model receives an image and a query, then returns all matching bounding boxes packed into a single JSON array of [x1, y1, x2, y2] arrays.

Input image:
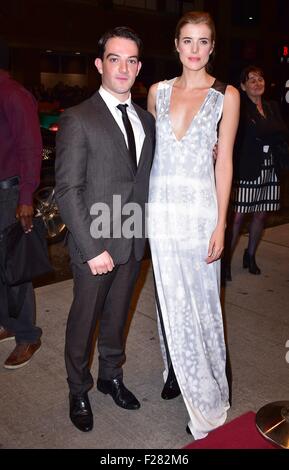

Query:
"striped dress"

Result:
[[233, 148, 280, 213], [233, 96, 282, 214]]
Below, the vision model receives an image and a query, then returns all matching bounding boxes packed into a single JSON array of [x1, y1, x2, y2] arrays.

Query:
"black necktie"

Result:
[[117, 104, 137, 170]]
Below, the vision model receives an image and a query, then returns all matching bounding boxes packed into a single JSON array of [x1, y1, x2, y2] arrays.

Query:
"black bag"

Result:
[[268, 101, 289, 173], [272, 139, 289, 173], [2, 217, 53, 286]]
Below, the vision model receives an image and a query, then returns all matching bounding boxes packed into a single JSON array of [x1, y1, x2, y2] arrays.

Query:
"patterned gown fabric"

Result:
[[148, 78, 230, 439]]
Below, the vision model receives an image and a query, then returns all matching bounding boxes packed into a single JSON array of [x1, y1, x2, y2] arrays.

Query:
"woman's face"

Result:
[[175, 22, 214, 72], [241, 72, 265, 100]]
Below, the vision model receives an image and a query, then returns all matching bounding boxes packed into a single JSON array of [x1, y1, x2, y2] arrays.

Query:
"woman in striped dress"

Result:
[[226, 65, 288, 278]]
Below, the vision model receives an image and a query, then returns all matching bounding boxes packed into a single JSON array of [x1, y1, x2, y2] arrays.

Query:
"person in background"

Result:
[[224, 65, 289, 281], [55, 27, 154, 433], [147, 12, 239, 439], [0, 39, 42, 369]]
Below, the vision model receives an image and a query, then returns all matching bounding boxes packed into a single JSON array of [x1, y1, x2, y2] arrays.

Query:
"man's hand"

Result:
[[87, 251, 115, 275], [16, 204, 34, 233]]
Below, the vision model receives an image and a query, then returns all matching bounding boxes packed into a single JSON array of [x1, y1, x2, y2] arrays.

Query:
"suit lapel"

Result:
[[133, 104, 153, 174], [92, 92, 136, 175]]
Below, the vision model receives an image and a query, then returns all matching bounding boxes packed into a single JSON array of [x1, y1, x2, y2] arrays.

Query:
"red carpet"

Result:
[[183, 411, 278, 449]]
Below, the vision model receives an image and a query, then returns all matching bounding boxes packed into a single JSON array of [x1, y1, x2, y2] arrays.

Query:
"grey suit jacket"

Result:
[[55, 91, 155, 265]]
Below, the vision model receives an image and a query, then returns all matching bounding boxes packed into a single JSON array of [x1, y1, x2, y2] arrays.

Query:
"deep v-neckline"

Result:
[[168, 77, 216, 143]]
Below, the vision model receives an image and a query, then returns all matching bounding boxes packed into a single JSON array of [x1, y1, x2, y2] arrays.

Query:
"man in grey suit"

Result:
[[55, 27, 155, 432]]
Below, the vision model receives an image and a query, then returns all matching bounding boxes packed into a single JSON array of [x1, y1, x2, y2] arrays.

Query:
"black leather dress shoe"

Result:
[[69, 392, 93, 432], [97, 378, 140, 410], [161, 365, 181, 400]]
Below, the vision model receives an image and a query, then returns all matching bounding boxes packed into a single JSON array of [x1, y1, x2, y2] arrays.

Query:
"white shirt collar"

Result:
[[99, 86, 132, 108]]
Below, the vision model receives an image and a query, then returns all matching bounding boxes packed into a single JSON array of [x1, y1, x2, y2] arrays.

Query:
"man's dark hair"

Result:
[[96, 26, 143, 60]]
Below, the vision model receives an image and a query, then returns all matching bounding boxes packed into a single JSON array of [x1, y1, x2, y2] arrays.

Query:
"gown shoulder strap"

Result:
[[212, 79, 227, 95]]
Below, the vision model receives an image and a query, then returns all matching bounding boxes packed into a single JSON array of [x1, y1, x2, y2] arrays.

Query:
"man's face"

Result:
[[95, 37, 142, 100]]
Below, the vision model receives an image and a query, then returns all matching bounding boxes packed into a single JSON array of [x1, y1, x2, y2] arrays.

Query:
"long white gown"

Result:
[[148, 78, 230, 439]]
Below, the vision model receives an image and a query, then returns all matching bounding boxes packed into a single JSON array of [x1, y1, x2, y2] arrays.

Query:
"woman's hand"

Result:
[[205, 225, 225, 264]]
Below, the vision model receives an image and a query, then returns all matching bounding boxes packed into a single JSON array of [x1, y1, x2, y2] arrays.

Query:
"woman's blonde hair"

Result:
[[175, 11, 216, 43]]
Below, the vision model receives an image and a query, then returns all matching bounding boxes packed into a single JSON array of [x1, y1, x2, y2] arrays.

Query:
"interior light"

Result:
[[49, 123, 59, 132]]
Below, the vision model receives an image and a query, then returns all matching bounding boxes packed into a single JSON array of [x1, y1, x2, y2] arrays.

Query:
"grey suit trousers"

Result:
[[65, 252, 141, 395]]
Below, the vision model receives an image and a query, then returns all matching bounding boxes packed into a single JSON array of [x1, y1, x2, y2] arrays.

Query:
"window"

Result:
[[40, 53, 60, 73]]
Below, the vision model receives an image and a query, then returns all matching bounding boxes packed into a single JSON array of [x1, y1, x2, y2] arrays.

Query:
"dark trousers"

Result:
[[66, 253, 141, 396], [0, 185, 42, 343], [154, 280, 172, 368]]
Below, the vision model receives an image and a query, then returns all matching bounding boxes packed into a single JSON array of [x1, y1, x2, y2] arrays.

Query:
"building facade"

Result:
[[1, 0, 288, 102]]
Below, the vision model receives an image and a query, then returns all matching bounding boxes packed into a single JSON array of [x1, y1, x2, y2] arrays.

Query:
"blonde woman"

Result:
[[148, 11, 239, 439]]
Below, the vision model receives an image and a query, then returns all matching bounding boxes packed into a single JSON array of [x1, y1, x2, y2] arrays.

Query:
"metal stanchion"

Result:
[[256, 401, 289, 449]]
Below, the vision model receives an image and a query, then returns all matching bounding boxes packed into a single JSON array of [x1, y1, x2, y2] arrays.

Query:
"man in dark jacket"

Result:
[[0, 39, 42, 369], [55, 27, 155, 432]]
